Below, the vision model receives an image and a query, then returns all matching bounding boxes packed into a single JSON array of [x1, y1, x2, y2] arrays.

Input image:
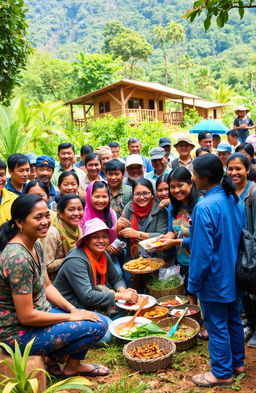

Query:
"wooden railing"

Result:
[[125, 109, 156, 124], [163, 111, 184, 125]]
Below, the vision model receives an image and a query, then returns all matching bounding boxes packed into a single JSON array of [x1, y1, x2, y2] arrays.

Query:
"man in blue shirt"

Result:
[[124, 137, 153, 173], [5, 154, 30, 196], [233, 105, 255, 143]]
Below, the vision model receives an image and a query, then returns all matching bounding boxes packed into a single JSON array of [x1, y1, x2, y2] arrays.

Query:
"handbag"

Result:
[[236, 229, 256, 294]]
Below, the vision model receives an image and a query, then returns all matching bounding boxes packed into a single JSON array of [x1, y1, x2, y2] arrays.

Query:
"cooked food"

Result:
[[116, 322, 166, 339], [125, 295, 149, 307], [144, 309, 166, 318], [163, 323, 196, 341], [128, 344, 166, 359], [171, 308, 197, 317], [124, 257, 164, 272], [141, 239, 164, 250], [160, 299, 181, 306]]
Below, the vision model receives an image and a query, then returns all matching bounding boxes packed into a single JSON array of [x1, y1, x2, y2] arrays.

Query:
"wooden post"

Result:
[[120, 86, 125, 116], [154, 94, 158, 121], [82, 104, 87, 126], [181, 97, 185, 113], [70, 104, 74, 122], [193, 98, 195, 109]]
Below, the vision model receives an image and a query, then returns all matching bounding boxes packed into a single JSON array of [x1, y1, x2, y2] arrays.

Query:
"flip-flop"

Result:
[[63, 364, 110, 378], [192, 373, 233, 387], [46, 363, 63, 378], [233, 367, 246, 376]]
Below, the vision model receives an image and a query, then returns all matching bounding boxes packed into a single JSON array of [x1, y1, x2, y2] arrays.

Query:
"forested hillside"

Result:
[[26, 0, 256, 60]]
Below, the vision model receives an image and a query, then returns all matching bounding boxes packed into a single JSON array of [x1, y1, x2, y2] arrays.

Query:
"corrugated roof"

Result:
[[64, 79, 200, 105], [171, 98, 226, 109]]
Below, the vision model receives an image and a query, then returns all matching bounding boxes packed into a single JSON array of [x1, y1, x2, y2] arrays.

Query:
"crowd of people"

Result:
[[0, 105, 255, 386]]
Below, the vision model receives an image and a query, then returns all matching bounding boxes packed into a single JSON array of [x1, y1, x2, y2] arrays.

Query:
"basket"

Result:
[[148, 282, 184, 298], [123, 336, 176, 373], [138, 306, 168, 322], [156, 295, 189, 308], [169, 304, 202, 323], [157, 317, 200, 351]]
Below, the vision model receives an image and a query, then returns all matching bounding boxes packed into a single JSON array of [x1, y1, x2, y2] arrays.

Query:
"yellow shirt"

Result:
[[0, 188, 18, 225]]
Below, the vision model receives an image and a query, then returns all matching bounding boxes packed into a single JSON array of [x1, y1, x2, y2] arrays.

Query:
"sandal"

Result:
[[233, 367, 246, 376], [63, 364, 110, 378], [46, 363, 63, 378], [198, 329, 209, 341], [192, 373, 233, 387]]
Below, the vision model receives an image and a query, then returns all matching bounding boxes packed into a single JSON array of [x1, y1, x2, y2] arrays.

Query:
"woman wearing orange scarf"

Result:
[[119, 178, 168, 290], [54, 218, 138, 342]]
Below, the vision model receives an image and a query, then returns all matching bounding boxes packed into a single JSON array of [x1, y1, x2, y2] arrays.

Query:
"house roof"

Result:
[[64, 79, 200, 105], [170, 98, 226, 109]]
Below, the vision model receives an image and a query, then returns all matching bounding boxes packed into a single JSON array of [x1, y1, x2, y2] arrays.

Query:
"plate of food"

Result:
[[109, 317, 151, 341], [116, 294, 156, 311], [139, 237, 164, 251], [109, 317, 165, 341], [123, 257, 165, 274]]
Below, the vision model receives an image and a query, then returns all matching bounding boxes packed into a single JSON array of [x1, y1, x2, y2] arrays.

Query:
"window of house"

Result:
[[128, 98, 144, 109], [99, 101, 110, 114], [159, 100, 163, 111], [149, 99, 154, 110]]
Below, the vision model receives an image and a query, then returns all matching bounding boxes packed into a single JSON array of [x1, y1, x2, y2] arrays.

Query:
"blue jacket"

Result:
[[188, 185, 246, 302]]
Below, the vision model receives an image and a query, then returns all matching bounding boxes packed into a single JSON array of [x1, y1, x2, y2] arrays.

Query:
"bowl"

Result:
[[157, 317, 200, 351], [123, 336, 176, 372], [169, 304, 202, 323], [109, 316, 151, 341], [139, 305, 168, 322], [156, 295, 190, 308]]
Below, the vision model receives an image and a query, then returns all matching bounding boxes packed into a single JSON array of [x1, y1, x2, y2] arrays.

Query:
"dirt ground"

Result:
[[81, 339, 256, 393]]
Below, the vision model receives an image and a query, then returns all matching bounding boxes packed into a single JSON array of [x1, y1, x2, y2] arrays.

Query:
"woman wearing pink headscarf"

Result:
[[80, 181, 117, 234]]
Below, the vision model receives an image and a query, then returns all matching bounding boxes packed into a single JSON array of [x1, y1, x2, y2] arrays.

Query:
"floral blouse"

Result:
[[0, 242, 51, 345]]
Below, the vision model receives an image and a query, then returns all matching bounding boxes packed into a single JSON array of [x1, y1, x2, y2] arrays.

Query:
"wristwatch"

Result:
[[139, 232, 143, 238]]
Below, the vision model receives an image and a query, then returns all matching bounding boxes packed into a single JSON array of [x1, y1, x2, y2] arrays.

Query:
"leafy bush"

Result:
[[0, 338, 93, 393], [181, 108, 202, 128]]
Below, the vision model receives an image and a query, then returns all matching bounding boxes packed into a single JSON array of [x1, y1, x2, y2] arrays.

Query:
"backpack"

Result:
[[236, 229, 256, 294]]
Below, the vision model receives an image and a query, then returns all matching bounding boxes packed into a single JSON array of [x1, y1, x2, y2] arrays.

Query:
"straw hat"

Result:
[[235, 105, 250, 115]]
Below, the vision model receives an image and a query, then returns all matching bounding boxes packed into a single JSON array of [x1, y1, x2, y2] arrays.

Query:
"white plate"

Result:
[[109, 316, 151, 341], [116, 294, 156, 311]]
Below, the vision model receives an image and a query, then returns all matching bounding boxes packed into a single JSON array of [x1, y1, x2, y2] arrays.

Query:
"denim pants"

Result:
[[17, 308, 108, 360], [200, 298, 245, 379]]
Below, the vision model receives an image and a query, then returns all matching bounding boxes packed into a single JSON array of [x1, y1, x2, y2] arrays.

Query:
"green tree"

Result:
[[214, 83, 237, 103], [71, 52, 122, 95], [184, 0, 256, 30], [102, 21, 126, 54], [152, 25, 173, 85], [168, 21, 185, 89], [15, 52, 74, 102], [179, 55, 195, 90], [0, 0, 32, 104], [109, 31, 153, 78]]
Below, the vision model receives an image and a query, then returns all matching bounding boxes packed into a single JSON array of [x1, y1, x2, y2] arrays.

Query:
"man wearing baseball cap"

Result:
[[198, 131, 213, 151], [170, 135, 195, 174], [146, 147, 171, 180], [36, 155, 59, 204], [159, 137, 176, 162]]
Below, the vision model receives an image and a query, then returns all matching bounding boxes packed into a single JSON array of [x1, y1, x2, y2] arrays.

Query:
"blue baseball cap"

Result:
[[216, 143, 232, 153], [36, 155, 55, 169]]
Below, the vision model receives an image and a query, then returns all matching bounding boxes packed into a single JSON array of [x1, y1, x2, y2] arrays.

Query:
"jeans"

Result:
[[17, 308, 108, 360], [200, 298, 244, 379]]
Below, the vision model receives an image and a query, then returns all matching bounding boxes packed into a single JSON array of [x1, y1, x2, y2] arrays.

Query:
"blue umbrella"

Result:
[[190, 119, 229, 134]]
